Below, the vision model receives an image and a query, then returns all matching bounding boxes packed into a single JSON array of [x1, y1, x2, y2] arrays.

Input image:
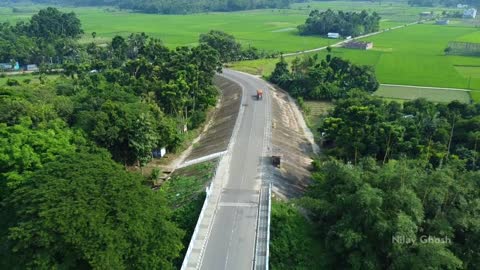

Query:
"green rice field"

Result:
[[374, 84, 472, 103], [0, 2, 460, 52], [232, 22, 480, 102], [1, 2, 478, 102]]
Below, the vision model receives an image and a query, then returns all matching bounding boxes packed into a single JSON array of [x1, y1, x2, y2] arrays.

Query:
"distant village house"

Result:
[[26, 64, 39, 72], [344, 41, 374, 50], [436, 19, 450, 25], [463, 8, 477, 18], [327, 32, 340, 39], [420, 11, 433, 17], [0, 61, 20, 71]]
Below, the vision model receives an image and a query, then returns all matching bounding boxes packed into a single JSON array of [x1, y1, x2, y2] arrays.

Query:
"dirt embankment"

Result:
[[140, 74, 242, 182], [270, 87, 317, 199], [184, 75, 242, 162]]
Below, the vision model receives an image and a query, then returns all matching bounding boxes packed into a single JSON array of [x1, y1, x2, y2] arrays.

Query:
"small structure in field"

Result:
[[457, 4, 468, 8], [152, 147, 167, 158], [436, 19, 450, 25], [463, 8, 477, 18], [344, 40, 373, 50], [0, 61, 20, 71], [420, 11, 433, 17], [327, 32, 340, 39], [26, 64, 39, 72]]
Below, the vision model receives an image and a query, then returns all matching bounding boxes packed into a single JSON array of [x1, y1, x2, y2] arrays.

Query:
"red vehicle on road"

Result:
[[256, 89, 263, 100]]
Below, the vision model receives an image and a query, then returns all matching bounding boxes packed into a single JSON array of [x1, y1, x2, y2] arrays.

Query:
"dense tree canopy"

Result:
[[320, 92, 480, 167], [199, 30, 278, 62], [0, 10, 226, 268], [0, 7, 82, 66], [1, 151, 183, 269], [269, 53, 379, 100], [301, 158, 479, 269], [298, 9, 381, 37]]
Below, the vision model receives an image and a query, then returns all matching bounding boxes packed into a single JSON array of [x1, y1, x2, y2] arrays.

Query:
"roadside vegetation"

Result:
[[269, 50, 379, 100], [161, 160, 217, 267], [270, 73, 480, 270], [0, 8, 224, 269]]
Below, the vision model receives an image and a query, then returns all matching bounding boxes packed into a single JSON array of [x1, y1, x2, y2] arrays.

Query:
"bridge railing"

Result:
[[180, 183, 212, 270], [254, 182, 272, 270]]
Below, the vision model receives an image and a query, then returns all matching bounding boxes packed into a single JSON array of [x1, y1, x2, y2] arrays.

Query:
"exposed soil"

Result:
[[185, 75, 241, 161], [270, 86, 317, 199], [141, 74, 242, 183]]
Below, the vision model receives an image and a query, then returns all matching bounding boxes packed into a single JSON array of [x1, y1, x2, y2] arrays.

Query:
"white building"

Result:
[[463, 8, 477, 18], [327, 32, 340, 39]]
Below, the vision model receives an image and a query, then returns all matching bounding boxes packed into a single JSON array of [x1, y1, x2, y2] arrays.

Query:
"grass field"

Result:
[[374, 84, 472, 103], [304, 101, 334, 142], [233, 22, 480, 102], [0, 73, 60, 85], [0, 2, 459, 52]]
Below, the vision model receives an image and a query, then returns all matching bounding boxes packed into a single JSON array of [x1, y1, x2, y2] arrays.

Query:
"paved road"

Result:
[[199, 69, 271, 270], [182, 69, 272, 270]]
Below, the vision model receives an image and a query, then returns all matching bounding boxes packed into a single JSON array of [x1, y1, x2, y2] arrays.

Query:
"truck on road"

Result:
[[256, 89, 263, 100]]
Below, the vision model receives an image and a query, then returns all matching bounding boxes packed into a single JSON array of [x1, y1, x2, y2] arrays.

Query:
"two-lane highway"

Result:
[[182, 69, 272, 270], [200, 69, 271, 270]]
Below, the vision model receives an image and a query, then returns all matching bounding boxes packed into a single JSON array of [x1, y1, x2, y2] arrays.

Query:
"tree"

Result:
[[269, 55, 291, 87], [1, 151, 184, 269], [28, 7, 83, 40], [301, 158, 477, 270], [199, 30, 241, 62], [298, 9, 381, 37]]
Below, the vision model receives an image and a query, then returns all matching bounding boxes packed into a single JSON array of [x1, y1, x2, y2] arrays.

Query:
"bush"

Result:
[[6, 79, 20, 86]]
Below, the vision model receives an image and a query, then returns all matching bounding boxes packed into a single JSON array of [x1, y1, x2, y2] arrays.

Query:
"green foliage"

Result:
[[298, 9, 381, 37], [0, 7, 82, 66], [1, 151, 183, 269], [270, 201, 326, 270], [199, 30, 278, 62], [320, 93, 480, 168], [302, 158, 479, 269], [0, 118, 85, 196], [269, 54, 379, 100], [27, 7, 83, 40], [199, 30, 241, 63]]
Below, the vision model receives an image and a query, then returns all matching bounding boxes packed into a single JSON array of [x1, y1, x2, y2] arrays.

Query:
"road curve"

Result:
[[182, 69, 272, 270]]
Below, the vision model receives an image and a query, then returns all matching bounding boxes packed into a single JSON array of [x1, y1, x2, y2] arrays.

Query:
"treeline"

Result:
[[14, 0, 293, 13], [199, 30, 279, 62], [269, 50, 379, 100], [0, 8, 223, 269], [321, 92, 480, 168], [269, 45, 479, 269], [0, 7, 82, 67], [409, 0, 480, 7], [298, 9, 381, 37], [272, 92, 480, 270]]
